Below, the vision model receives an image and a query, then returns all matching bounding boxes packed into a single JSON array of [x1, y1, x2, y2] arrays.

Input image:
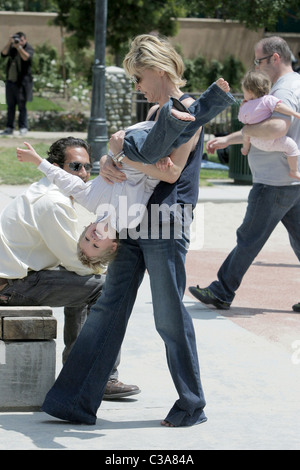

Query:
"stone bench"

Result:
[[0, 306, 57, 411]]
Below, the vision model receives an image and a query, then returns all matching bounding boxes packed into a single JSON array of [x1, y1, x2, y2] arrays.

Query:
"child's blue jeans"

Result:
[[123, 82, 236, 164]]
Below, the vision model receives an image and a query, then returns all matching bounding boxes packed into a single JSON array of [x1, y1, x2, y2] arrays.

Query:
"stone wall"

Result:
[[1, 12, 300, 135], [169, 19, 264, 69], [170, 19, 300, 70], [0, 11, 61, 54], [105, 66, 132, 136], [1, 12, 300, 72]]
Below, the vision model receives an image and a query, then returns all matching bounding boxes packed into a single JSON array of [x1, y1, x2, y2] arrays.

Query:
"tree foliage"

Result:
[[53, 0, 185, 58], [0, 0, 56, 10], [1, 0, 299, 34], [2, 0, 300, 56], [50, 0, 300, 59], [184, 0, 300, 31]]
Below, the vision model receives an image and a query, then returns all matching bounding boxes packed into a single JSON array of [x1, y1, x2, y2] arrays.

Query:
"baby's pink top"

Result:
[[238, 95, 280, 125]]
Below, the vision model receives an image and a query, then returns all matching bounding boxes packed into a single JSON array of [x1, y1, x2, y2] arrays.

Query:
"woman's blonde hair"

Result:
[[77, 227, 120, 272], [123, 34, 186, 88], [241, 70, 272, 98]]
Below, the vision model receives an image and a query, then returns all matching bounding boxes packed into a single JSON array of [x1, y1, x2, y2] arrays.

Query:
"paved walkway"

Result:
[[0, 131, 87, 146], [1, 275, 300, 451], [0, 145, 299, 450]]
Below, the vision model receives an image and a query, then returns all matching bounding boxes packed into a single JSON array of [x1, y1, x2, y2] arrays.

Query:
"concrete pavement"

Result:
[[0, 131, 87, 147], [0, 161, 299, 450], [1, 275, 300, 451]]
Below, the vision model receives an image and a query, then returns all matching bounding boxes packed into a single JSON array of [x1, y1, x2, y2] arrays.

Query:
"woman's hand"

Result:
[[155, 156, 173, 171], [99, 154, 127, 185], [109, 130, 126, 156]]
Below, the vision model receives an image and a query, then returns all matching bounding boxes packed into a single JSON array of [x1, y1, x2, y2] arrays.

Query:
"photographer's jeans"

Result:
[[209, 183, 300, 303], [42, 233, 207, 426], [6, 80, 27, 130]]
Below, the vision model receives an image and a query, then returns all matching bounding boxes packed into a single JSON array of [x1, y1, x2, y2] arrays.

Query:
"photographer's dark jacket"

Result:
[[1, 42, 34, 102]]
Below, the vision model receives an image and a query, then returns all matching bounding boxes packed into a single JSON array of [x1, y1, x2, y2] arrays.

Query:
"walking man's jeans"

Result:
[[42, 233, 207, 426], [209, 183, 300, 303]]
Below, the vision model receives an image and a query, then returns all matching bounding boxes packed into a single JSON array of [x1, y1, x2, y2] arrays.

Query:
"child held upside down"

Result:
[[17, 78, 234, 270], [239, 70, 300, 180]]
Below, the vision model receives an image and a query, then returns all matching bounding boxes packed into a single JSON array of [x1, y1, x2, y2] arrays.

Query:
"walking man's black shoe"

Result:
[[188, 286, 231, 310], [292, 302, 300, 312]]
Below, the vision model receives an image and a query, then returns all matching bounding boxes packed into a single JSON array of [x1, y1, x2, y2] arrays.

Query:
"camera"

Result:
[[12, 35, 20, 44]]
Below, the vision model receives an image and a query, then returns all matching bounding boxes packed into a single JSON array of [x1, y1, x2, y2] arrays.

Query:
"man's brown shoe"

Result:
[[103, 379, 141, 400]]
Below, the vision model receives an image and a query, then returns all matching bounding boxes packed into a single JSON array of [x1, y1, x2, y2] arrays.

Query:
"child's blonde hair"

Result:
[[241, 71, 272, 98], [77, 227, 120, 272]]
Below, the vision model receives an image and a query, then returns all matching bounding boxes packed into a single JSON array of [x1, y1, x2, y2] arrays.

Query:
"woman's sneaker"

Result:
[[188, 286, 231, 310]]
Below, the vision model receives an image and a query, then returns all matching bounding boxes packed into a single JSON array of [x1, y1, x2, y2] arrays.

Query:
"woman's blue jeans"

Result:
[[123, 82, 236, 164], [209, 183, 300, 303], [42, 232, 207, 426]]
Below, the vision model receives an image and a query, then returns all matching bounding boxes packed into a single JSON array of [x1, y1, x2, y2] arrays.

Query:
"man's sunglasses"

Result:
[[66, 162, 93, 172]]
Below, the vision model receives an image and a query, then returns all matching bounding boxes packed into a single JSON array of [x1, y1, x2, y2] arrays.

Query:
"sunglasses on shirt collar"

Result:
[[66, 162, 93, 172]]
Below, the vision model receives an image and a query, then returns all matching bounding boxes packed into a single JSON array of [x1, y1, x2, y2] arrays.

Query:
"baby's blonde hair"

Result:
[[241, 70, 272, 98], [77, 227, 120, 272], [123, 34, 186, 88]]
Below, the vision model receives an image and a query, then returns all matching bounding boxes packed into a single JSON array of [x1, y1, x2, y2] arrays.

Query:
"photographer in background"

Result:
[[1, 32, 34, 136]]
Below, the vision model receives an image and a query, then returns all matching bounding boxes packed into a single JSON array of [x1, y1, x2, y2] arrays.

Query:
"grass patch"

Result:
[[27, 96, 64, 112], [0, 96, 64, 113], [199, 149, 229, 186], [0, 143, 229, 185], [0, 144, 49, 184], [199, 168, 229, 186]]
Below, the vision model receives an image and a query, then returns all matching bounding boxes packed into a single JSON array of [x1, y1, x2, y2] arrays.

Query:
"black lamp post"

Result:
[[87, 0, 108, 174]]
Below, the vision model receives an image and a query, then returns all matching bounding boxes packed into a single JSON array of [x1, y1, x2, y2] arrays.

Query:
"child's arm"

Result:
[[16, 142, 43, 166], [274, 101, 300, 120], [241, 134, 251, 156], [17, 142, 100, 213]]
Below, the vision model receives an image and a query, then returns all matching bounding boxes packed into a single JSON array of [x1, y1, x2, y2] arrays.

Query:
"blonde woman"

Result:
[[18, 78, 233, 272], [41, 34, 229, 427]]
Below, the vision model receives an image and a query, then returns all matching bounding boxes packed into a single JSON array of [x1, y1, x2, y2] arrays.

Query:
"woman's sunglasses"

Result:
[[131, 75, 141, 84], [66, 162, 93, 172]]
